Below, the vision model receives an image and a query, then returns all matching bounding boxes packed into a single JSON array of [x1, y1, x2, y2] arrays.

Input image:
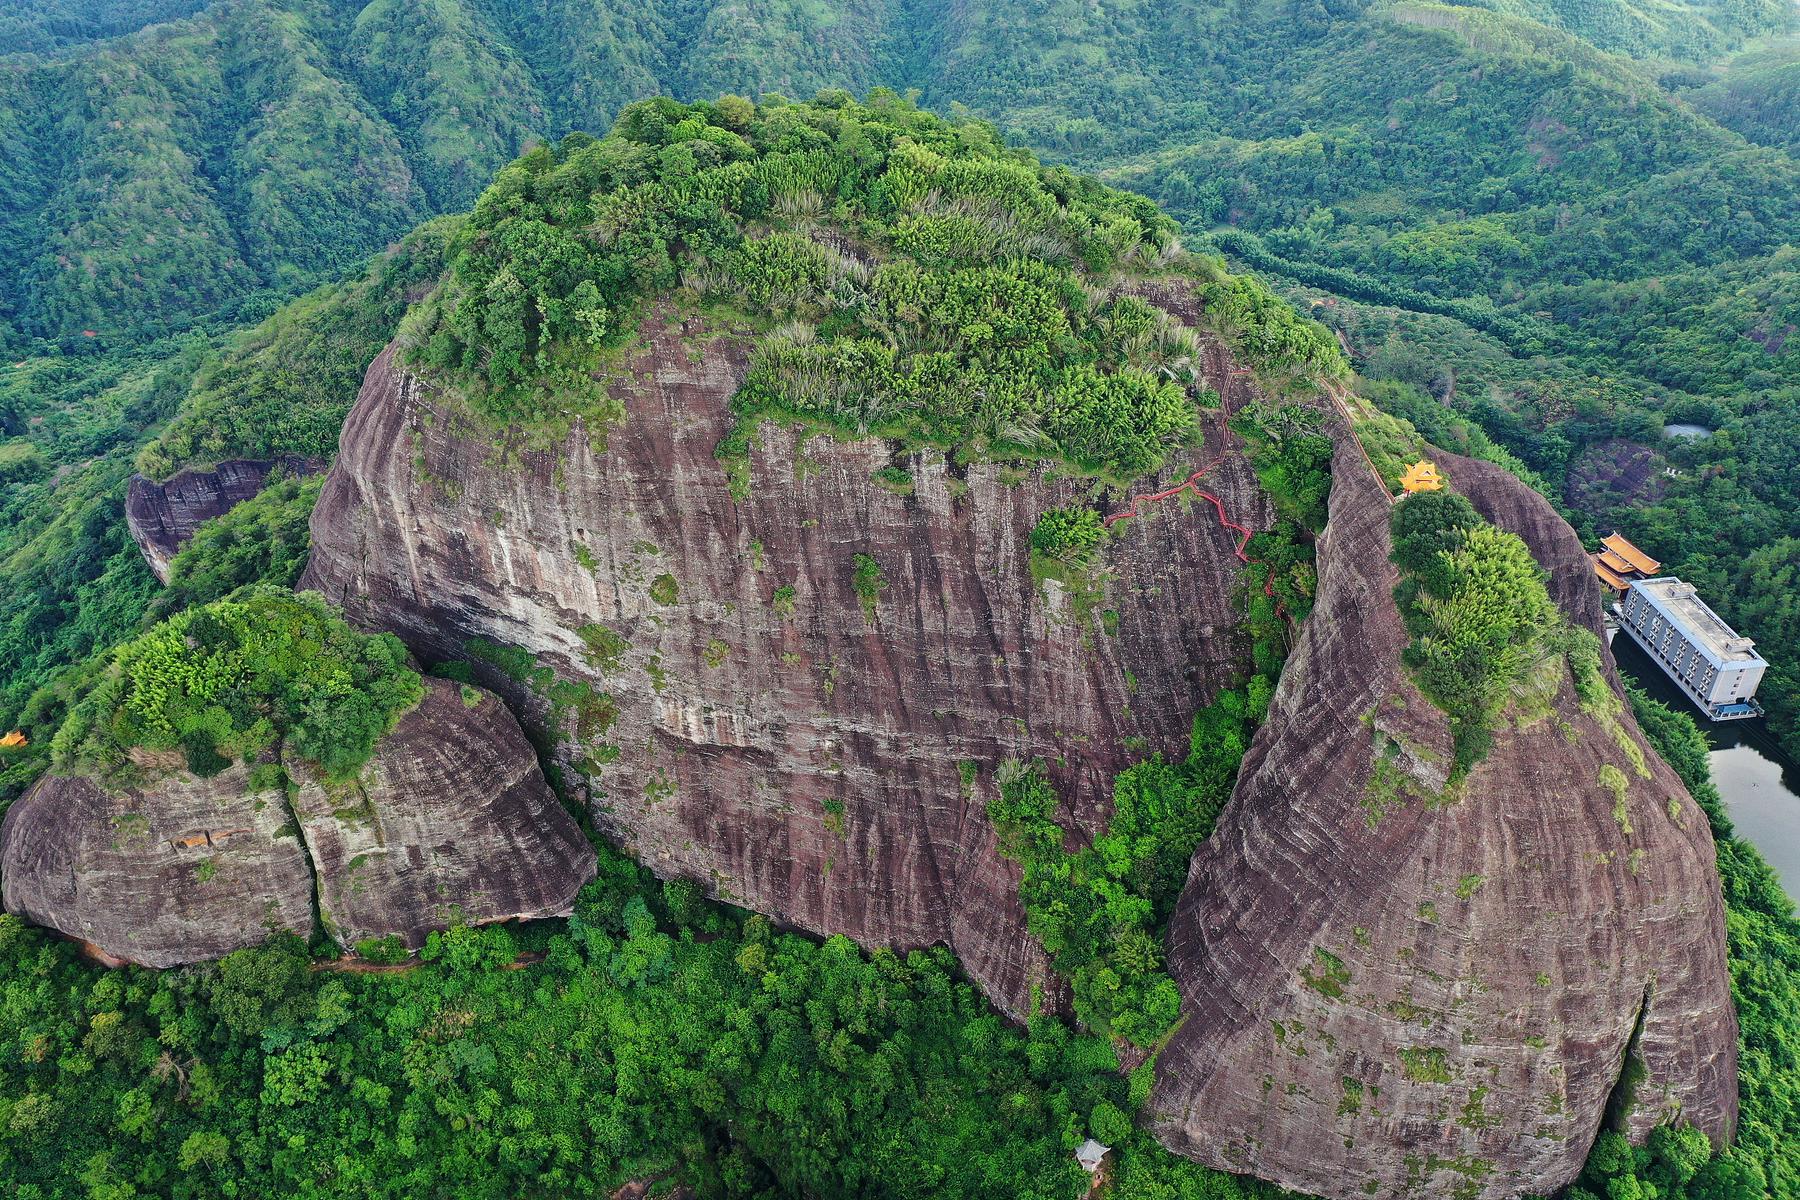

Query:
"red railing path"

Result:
[[1102, 382, 1388, 623], [1104, 460, 1280, 605]]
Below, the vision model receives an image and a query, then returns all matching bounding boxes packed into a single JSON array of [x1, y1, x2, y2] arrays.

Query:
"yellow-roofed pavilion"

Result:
[[1400, 460, 1444, 493], [1600, 533, 1660, 575]]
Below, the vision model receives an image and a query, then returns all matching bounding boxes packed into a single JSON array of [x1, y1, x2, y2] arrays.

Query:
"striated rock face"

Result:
[[126, 457, 317, 582], [1148, 434, 1738, 1200], [291, 677, 597, 948], [301, 306, 1737, 1197], [301, 312, 1269, 1015], [1, 678, 594, 965], [0, 762, 314, 968]]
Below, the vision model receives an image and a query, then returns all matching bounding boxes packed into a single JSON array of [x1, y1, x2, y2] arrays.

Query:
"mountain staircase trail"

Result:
[[1104, 460, 1280, 606], [1102, 381, 1391, 620]]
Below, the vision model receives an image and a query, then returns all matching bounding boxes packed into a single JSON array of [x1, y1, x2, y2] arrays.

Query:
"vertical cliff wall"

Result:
[[1147, 433, 1738, 1199], [300, 307, 1738, 1199], [300, 310, 1270, 1016], [125, 457, 317, 582]]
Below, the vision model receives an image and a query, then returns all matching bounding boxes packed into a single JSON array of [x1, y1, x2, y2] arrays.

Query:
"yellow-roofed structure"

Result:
[[1592, 532, 1661, 596], [0, 730, 25, 749], [1600, 533, 1660, 575], [1599, 552, 1645, 581], [1399, 460, 1444, 493]]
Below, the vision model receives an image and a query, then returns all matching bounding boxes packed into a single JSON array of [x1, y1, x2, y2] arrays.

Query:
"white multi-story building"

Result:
[[1616, 577, 1766, 721]]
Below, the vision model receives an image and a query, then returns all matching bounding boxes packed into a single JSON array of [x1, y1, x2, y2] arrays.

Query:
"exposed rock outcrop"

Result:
[[300, 309, 1736, 1199], [126, 457, 317, 582], [1, 678, 594, 965], [1562, 438, 1665, 515], [301, 312, 1269, 1016], [292, 677, 597, 948], [0, 762, 314, 967], [1148, 436, 1738, 1199]]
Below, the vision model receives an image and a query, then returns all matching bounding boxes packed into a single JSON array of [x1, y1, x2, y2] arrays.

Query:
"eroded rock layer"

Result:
[[0, 762, 314, 967], [300, 308, 1738, 1197], [126, 457, 317, 582], [292, 677, 598, 948], [301, 312, 1269, 1015], [1148, 433, 1738, 1200], [0, 679, 594, 965]]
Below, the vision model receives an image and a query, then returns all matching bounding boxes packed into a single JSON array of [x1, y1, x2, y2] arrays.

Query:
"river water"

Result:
[[1610, 631, 1799, 898]]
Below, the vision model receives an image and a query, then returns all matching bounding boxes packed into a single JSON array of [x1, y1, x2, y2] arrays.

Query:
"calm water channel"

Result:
[[1610, 630, 1799, 898]]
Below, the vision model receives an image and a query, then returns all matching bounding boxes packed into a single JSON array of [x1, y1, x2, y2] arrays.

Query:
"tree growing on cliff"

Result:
[[988, 689, 1254, 1047], [1389, 491, 1561, 774]]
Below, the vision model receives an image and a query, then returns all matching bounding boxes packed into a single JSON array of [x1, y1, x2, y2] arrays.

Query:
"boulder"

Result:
[[1, 679, 595, 965]]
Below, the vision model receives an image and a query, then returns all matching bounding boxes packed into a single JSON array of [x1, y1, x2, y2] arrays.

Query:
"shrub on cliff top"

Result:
[[51, 587, 423, 782], [1389, 491, 1561, 774], [408, 93, 1342, 478]]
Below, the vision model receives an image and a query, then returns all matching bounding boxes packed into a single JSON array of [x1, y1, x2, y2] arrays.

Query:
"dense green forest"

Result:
[[4, 0, 1797, 761], [3, 2, 1800, 1197]]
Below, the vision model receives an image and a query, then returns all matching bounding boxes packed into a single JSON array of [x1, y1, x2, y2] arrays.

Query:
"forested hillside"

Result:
[[8, 0, 1794, 763], [1689, 45, 1800, 151], [3, 0, 1794, 344], [1, 92, 1796, 1200], [0, 0, 1797, 1169]]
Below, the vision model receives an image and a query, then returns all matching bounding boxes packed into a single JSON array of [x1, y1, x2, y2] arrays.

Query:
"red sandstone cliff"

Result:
[[297, 308, 1737, 1199], [301, 309, 1268, 1015], [1, 678, 594, 965], [1148, 435, 1737, 1198]]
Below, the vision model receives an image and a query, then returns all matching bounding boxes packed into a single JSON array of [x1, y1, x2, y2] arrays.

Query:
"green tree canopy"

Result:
[[51, 587, 423, 782]]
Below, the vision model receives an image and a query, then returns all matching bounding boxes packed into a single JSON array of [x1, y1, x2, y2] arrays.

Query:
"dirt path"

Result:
[[310, 950, 546, 975]]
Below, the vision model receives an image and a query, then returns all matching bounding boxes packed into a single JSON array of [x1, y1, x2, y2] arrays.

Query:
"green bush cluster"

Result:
[[1389, 491, 1559, 774], [1229, 402, 1335, 533], [50, 588, 423, 783], [1228, 399, 1333, 678], [1030, 507, 1104, 563], [407, 95, 1281, 479], [150, 476, 322, 620], [0, 843, 1289, 1200], [987, 690, 1255, 1046], [851, 552, 887, 619]]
